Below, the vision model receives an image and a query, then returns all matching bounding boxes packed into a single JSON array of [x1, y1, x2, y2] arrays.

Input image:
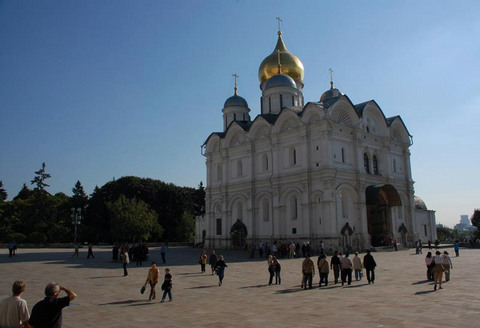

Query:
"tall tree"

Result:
[[0, 181, 7, 202], [14, 183, 32, 200], [471, 209, 480, 238], [106, 194, 162, 242], [193, 181, 205, 216], [31, 162, 51, 191], [71, 180, 88, 208]]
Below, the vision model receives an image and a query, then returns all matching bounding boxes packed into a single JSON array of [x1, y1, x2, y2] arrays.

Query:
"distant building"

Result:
[[200, 26, 437, 251], [454, 215, 476, 232]]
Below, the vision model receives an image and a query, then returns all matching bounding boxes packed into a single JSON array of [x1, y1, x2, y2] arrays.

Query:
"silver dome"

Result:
[[320, 87, 342, 103], [224, 95, 248, 108], [264, 74, 296, 90]]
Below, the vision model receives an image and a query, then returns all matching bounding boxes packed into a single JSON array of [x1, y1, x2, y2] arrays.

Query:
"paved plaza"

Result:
[[1, 245, 479, 328]]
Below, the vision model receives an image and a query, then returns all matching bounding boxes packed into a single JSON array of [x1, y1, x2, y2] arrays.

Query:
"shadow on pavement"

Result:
[[412, 280, 431, 285]]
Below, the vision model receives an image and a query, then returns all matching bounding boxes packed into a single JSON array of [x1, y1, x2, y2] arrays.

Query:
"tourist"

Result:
[[8, 241, 15, 257], [340, 253, 353, 286], [301, 243, 307, 258], [145, 262, 160, 301], [199, 250, 207, 273], [267, 255, 275, 285], [71, 244, 79, 257], [258, 242, 264, 258], [302, 253, 315, 289], [330, 251, 341, 284], [121, 249, 129, 276], [443, 251, 453, 282], [160, 243, 168, 264], [425, 252, 434, 281], [28, 282, 76, 328], [214, 256, 228, 286], [273, 256, 281, 284], [289, 242, 296, 259], [352, 252, 363, 281], [87, 243, 94, 258], [317, 254, 329, 287], [0, 280, 30, 328], [160, 268, 173, 302], [363, 249, 377, 284], [209, 250, 217, 275], [454, 240, 460, 257], [432, 251, 444, 290]]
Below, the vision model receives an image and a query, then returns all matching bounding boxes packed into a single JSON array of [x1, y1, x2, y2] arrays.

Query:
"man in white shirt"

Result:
[[0, 280, 31, 328]]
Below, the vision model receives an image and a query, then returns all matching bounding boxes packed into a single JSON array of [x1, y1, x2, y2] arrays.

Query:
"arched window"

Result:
[[341, 192, 349, 218], [290, 196, 298, 220], [280, 94, 283, 108], [292, 95, 295, 106], [268, 97, 272, 112], [341, 147, 345, 163], [364, 153, 370, 174], [393, 158, 397, 173], [290, 147, 297, 166], [262, 153, 269, 171], [373, 155, 379, 175], [237, 160, 243, 177], [216, 164, 222, 181], [262, 198, 270, 221]]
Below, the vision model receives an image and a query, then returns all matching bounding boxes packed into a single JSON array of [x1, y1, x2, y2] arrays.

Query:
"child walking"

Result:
[[160, 268, 173, 302]]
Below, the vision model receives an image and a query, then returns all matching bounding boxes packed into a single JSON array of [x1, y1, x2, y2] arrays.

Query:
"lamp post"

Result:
[[71, 208, 82, 245]]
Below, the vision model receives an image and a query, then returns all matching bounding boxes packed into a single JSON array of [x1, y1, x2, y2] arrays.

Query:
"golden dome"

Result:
[[258, 32, 304, 84]]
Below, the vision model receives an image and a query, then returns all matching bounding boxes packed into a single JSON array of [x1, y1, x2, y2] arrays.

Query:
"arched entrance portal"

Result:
[[366, 184, 402, 247], [230, 219, 247, 248]]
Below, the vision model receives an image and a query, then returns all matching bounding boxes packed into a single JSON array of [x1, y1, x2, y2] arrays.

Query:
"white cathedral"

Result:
[[197, 28, 436, 251]]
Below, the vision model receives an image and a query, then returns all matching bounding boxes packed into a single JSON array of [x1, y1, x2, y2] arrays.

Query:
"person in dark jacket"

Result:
[[209, 250, 218, 275], [214, 256, 228, 286], [330, 251, 341, 284], [363, 249, 377, 284]]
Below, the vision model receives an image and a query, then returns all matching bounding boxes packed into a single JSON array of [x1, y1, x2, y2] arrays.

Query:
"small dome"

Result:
[[264, 74, 296, 90], [320, 87, 342, 103], [414, 196, 428, 210], [258, 32, 304, 84], [224, 94, 248, 108]]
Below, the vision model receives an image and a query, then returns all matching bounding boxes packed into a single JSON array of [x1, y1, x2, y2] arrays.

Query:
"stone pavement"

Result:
[[1, 246, 479, 328]]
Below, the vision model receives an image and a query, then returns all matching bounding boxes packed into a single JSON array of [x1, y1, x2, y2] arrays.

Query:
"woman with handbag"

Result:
[[200, 250, 207, 273], [432, 251, 445, 291], [144, 261, 160, 301]]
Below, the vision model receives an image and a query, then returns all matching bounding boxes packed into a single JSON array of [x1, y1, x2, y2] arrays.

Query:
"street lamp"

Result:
[[71, 208, 82, 245]]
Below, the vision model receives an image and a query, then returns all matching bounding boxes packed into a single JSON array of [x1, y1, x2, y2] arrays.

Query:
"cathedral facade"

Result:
[[199, 29, 436, 251]]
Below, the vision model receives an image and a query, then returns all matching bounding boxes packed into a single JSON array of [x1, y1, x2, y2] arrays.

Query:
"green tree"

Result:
[[471, 209, 480, 238], [71, 180, 88, 208], [0, 181, 7, 202], [14, 183, 32, 200], [31, 162, 51, 191], [193, 181, 205, 216], [174, 211, 195, 242], [436, 225, 455, 242], [106, 194, 162, 242]]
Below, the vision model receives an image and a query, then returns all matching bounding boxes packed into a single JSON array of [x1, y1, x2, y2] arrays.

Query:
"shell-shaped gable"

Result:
[[328, 96, 360, 127], [300, 102, 325, 124], [224, 123, 249, 147], [360, 101, 389, 137], [248, 116, 273, 140], [271, 108, 302, 134], [388, 116, 411, 144]]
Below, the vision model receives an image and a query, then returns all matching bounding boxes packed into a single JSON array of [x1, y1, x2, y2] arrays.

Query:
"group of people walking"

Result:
[[425, 250, 453, 290], [300, 250, 377, 289]]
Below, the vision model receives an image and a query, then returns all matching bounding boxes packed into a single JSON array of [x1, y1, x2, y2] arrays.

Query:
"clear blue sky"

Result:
[[1, 0, 478, 228]]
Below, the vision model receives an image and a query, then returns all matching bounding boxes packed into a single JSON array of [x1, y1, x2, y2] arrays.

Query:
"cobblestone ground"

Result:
[[1, 246, 479, 328]]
